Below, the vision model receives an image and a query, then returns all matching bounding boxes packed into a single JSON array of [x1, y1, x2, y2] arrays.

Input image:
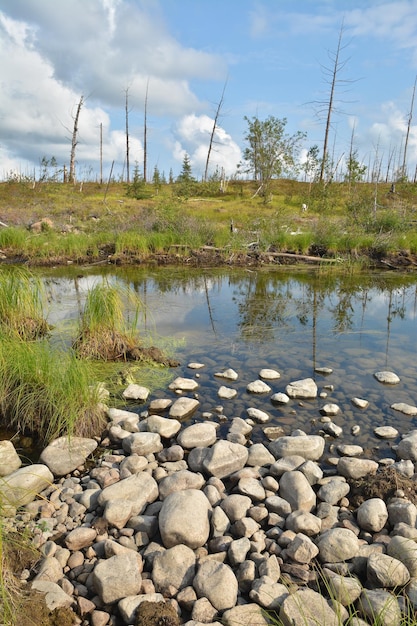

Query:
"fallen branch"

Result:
[[267, 252, 342, 263], [0, 220, 8, 227]]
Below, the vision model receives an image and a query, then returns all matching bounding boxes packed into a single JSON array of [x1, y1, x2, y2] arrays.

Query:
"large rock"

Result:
[[177, 423, 217, 449], [169, 397, 200, 419], [159, 489, 211, 548], [158, 469, 205, 499], [358, 589, 401, 626], [65, 527, 97, 551], [279, 471, 316, 512], [223, 603, 271, 626], [249, 578, 288, 609], [169, 377, 199, 391], [286, 378, 318, 399], [374, 371, 400, 384], [122, 384, 150, 400], [40, 436, 98, 476], [193, 560, 238, 611], [396, 430, 417, 462], [367, 553, 410, 588], [98, 472, 158, 516], [221, 494, 252, 522], [203, 440, 249, 478], [0, 440, 22, 476], [146, 415, 181, 439], [356, 498, 388, 532], [0, 464, 54, 510], [387, 535, 417, 577], [317, 478, 350, 505], [391, 402, 417, 416], [92, 552, 142, 604], [284, 532, 319, 563], [152, 544, 196, 594], [279, 588, 339, 625], [31, 581, 75, 611], [323, 569, 362, 606], [337, 457, 378, 480], [247, 443, 275, 467], [122, 432, 163, 456], [269, 435, 324, 461], [317, 528, 360, 563]]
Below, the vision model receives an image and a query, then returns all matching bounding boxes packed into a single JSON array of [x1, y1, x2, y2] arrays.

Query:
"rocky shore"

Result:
[[2, 366, 417, 626]]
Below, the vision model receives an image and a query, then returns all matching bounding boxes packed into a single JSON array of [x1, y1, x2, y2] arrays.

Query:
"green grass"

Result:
[[0, 333, 106, 444], [0, 179, 417, 266], [0, 267, 49, 339]]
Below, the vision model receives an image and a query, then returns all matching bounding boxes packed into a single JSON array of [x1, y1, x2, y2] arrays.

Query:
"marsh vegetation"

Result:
[[0, 179, 416, 268]]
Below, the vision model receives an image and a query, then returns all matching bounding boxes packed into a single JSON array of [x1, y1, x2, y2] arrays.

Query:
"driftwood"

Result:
[[267, 252, 341, 263]]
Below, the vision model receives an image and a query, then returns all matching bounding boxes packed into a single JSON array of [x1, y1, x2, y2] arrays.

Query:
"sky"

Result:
[[2, 0, 417, 183]]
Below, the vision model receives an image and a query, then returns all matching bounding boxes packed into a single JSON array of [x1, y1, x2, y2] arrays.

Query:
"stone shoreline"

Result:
[[2, 366, 417, 625]]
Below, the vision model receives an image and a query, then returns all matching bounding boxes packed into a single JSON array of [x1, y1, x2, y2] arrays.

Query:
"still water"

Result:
[[41, 265, 417, 461]]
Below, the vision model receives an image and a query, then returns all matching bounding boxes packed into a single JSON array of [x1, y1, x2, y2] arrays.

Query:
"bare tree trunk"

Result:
[[125, 87, 130, 183], [385, 144, 395, 182], [319, 23, 348, 182], [347, 121, 355, 191], [69, 95, 84, 184], [402, 75, 417, 179], [99, 122, 103, 185], [143, 79, 149, 183], [204, 78, 227, 182]]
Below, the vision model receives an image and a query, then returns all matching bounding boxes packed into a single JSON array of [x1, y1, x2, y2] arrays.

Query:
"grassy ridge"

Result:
[[0, 179, 416, 266]]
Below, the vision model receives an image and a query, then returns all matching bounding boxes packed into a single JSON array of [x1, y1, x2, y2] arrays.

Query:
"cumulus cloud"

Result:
[[364, 101, 417, 176], [0, 0, 228, 178], [172, 114, 242, 178]]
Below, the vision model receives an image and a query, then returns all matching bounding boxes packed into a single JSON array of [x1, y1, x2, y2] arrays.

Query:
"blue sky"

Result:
[[1, 0, 417, 182]]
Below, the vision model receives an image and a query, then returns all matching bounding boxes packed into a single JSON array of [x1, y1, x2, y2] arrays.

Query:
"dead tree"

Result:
[[204, 78, 227, 182], [143, 78, 149, 183], [99, 122, 103, 185], [69, 96, 84, 184], [401, 75, 417, 179], [125, 87, 130, 183], [310, 22, 354, 182]]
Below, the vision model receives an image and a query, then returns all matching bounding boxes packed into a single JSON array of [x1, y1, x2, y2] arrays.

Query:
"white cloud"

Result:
[[0, 1, 228, 178], [173, 114, 242, 178], [346, 1, 417, 45]]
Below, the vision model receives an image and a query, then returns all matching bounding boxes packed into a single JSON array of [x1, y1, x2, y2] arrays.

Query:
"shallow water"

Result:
[[39, 265, 417, 460]]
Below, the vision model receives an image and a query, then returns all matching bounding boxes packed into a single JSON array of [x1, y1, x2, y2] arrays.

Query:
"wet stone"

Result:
[[259, 368, 281, 380], [374, 371, 400, 384], [214, 368, 238, 380], [351, 397, 369, 409], [247, 380, 272, 394], [374, 426, 399, 439], [218, 385, 237, 399], [391, 402, 417, 416]]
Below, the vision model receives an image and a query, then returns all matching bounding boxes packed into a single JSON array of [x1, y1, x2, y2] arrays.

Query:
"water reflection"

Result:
[[40, 266, 417, 459]]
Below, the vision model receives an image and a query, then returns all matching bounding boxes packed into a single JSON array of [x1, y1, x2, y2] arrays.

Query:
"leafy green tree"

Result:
[[240, 116, 306, 201], [344, 149, 367, 185], [303, 145, 321, 184]]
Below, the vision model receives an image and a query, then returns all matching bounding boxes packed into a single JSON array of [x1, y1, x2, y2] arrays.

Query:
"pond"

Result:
[[40, 265, 417, 462]]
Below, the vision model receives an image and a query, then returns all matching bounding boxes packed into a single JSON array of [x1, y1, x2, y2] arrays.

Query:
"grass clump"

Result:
[[73, 280, 179, 366], [0, 334, 106, 444], [73, 280, 141, 361], [0, 267, 50, 339]]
